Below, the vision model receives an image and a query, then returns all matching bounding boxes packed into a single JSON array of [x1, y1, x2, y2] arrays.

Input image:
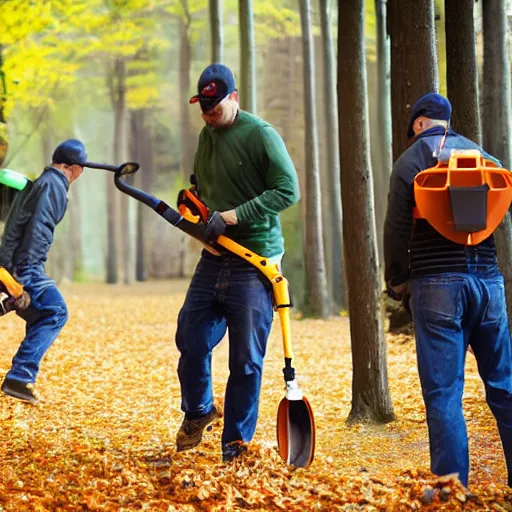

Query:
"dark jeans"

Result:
[[176, 250, 274, 445], [409, 271, 512, 487], [6, 271, 68, 384]]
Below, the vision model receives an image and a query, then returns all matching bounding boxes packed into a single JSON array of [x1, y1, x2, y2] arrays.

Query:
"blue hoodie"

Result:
[[0, 166, 69, 282]]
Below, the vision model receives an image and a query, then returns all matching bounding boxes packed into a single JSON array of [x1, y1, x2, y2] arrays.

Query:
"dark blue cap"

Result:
[[407, 92, 452, 138], [52, 139, 89, 166], [189, 63, 237, 112]]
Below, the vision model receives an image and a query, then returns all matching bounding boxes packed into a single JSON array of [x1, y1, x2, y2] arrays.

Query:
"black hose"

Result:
[[113, 171, 210, 243]]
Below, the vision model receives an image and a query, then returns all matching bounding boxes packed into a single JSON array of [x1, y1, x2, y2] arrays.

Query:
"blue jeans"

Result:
[[409, 271, 512, 487], [176, 250, 274, 445], [6, 271, 68, 384]]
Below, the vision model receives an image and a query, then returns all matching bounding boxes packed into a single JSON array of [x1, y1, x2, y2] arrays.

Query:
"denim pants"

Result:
[[6, 271, 68, 384], [176, 250, 274, 445], [409, 271, 512, 487]]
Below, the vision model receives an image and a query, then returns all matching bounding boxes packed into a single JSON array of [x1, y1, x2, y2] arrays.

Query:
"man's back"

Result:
[[384, 126, 500, 285]]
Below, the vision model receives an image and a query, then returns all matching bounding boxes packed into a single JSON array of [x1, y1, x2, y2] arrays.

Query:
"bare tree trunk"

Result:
[[0, 45, 8, 166], [482, 0, 512, 333], [299, 0, 329, 318], [239, 0, 257, 113], [180, 2, 194, 181], [132, 109, 154, 282], [131, 109, 145, 282], [41, 125, 57, 279], [210, 0, 223, 62], [106, 57, 127, 284], [374, 0, 393, 271], [68, 185, 83, 280], [388, 0, 439, 163], [445, 0, 481, 144], [338, 0, 395, 423], [482, 0, 511, 167], [319, 0, 346, 311]]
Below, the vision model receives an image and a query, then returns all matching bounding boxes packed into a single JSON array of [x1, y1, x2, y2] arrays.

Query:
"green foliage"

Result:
[[253, 0, 300, 38]]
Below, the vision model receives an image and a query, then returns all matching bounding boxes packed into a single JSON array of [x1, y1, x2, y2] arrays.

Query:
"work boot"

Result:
[[1, 378, 38, 404], [222, 441, 248, 462], [176, 406, 222, 452]]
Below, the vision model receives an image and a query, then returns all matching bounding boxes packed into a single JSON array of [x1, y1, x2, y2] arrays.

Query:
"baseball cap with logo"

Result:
[[189, 63, 237, 113]]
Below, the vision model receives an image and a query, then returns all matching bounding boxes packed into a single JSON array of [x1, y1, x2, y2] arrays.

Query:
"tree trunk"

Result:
[[338, 0, 395, 423], [41, 125, 57, 279], [482, 0, 512, 333], [0, 45, 9, 166], [132, 109, 154, 282], [299, 0, 329, 318], [319, 0, 346, 311], [106, 57, 127, 284], [445, 0, 481, 144], [68, 184, 83, 281], [373, 0, 393, 271], [0, 44, 6, 125], [388, 0, 439, 163], [209, 0, 223, 62], [239, 0, 257, 113], [179, 2, 194, 181]]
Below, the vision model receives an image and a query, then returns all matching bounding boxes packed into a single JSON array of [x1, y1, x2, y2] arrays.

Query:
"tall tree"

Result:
[[388, 0, 439, 162], [68, 185, 84, 281], [210, 0, 223, 62], [482, 0, 512, 331], [299, 0, 329, 318], [319, 0, 346, 310], [445, 0, 481, 144], [373, 0, 393, 269], [179, 0, 195, 181], [106, 57, 127, 284], [338, 0, 395, 423], [131, 109, 154, 282], [239, 0, 257, 113], [0, 45, 7, 166], [482, 0, 511, 168]]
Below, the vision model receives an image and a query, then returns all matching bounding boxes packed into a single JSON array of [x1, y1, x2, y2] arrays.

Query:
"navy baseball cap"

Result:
[[189, 63, 237, 112], [407, 92, 452, 138], [52, 139, 91, 166]]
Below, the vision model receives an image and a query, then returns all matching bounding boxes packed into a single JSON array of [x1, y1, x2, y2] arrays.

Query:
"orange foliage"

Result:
[[0, 281, 510, 511]]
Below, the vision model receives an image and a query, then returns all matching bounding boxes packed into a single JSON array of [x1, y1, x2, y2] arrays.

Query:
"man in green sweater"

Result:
[[175, 63, 300, 462]]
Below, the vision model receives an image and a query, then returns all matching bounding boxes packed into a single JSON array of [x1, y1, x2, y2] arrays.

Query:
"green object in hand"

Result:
[[0, 169, 29, 191]]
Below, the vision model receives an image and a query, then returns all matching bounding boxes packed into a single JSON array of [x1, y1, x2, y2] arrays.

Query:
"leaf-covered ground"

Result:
[[0, 280, 510, 511]]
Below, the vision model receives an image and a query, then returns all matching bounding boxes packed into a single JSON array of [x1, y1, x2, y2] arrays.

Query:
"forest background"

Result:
[[3, 0, 510, 315]]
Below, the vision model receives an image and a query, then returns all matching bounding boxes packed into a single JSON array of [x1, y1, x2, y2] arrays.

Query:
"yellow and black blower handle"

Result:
[[218, 235, 292, 347], [178, 192, 294, 377]]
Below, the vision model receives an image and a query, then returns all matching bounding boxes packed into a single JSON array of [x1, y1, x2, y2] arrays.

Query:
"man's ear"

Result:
[[230, 90, 239, 102], [412, 116, 424, 136]]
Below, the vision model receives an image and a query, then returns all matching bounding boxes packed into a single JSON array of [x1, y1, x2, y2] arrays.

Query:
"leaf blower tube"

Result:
[[113, 168, 210, 245]]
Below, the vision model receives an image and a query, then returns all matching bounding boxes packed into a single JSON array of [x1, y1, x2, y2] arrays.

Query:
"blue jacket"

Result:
[[384, 127, 500, 287], [0, 166, 69, 279]]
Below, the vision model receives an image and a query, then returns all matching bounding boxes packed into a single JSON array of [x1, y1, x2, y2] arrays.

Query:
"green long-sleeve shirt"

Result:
[[193, 110, 300, 257]]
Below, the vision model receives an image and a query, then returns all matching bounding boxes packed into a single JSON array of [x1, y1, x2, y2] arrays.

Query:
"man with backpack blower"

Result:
[[0, 139, 103, 403], [384, 92, 512, 487]]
